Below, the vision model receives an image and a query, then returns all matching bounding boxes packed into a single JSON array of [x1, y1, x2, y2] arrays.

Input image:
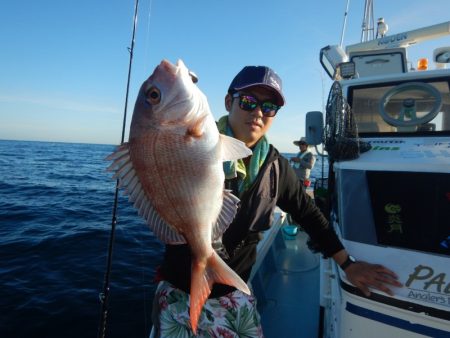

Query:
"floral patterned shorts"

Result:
[[151, 280, 264, 337]]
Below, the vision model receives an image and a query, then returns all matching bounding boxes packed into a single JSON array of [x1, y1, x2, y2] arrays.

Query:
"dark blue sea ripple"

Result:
[[0, 140, 327, 338], [0, 140, 164, 338]]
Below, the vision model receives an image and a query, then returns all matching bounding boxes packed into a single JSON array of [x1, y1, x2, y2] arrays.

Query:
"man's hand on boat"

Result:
[[334, 250, 403, 297]]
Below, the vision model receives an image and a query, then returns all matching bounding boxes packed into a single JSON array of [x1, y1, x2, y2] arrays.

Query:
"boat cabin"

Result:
[[310, 21, 450, 337]]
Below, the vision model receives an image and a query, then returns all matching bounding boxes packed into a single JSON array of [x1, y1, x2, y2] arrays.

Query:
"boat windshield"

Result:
[[348, 79, 450, 134]]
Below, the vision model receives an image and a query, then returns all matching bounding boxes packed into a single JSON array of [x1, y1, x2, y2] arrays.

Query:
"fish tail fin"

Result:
[[189, 251, 251, 334], [189, 259, 211, 334], [206, 251, 251, 294]]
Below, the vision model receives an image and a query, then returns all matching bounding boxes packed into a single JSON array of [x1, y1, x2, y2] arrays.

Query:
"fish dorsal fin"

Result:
[[219, 134, 252, 161], [212, 189, 240, 241], [106, 144, 186, 244]]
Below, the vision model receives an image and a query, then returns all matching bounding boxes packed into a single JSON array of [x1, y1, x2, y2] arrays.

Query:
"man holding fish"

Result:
[[108, 60, 402, 337]]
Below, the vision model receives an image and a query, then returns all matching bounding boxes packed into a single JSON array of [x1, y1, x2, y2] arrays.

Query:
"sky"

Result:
[[1, 0, 449, 153]]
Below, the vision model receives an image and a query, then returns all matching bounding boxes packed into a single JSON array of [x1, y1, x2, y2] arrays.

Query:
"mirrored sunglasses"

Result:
[[232, 93, 280, 117]]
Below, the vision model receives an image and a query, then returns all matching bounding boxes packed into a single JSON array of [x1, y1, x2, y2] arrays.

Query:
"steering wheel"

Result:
[[379, 82, 442, 127]]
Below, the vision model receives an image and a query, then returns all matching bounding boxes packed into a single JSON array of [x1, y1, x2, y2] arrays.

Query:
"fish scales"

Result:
[[107, 59, 252, 333], [129, 132, 222, 233]]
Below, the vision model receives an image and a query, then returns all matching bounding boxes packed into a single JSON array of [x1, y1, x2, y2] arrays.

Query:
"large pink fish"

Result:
[[107, 59, 251, 333]]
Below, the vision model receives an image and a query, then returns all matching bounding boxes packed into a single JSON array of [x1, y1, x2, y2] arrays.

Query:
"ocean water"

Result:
[[0, 140, 164, 338], [0, 140, 328, 338]]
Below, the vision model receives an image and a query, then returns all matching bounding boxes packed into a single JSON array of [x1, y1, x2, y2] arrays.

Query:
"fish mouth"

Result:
[[159, 59, 198, 84], [160, 59, 187, 73], [160, 59, 178, 74]]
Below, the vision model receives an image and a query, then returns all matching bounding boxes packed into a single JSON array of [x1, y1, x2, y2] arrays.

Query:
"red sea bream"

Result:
[[107, 59, 252, 333]]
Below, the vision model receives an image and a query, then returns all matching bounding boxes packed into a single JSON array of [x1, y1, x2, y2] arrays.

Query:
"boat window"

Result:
[[366, 171, 450, 256], [349, 80, 450, 134], [337, 169, 450, 255], [337, 169, 450, 256]]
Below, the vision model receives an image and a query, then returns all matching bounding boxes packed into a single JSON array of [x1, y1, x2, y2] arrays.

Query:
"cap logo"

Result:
[[269, 77, 280, 90]]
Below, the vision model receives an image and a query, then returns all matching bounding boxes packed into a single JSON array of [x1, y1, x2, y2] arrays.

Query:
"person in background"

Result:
[[151, 65, 402, 337], [290, 137, 316, 187]]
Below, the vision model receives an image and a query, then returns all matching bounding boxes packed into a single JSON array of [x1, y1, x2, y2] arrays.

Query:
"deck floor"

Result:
[[258, 229, 321, 338]]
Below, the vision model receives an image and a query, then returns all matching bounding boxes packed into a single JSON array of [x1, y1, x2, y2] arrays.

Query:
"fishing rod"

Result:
[[97, 0, 139, 337]]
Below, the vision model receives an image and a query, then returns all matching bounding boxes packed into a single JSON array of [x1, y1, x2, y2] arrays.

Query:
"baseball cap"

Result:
[[228, 66, 285, 106]]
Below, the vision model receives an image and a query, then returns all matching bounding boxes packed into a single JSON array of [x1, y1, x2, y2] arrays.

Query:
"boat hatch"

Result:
[[349, 48, 407, 78], [348, 78, 450, 134]]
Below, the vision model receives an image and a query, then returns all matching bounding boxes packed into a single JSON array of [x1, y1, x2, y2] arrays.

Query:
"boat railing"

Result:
[[249, 210, 287, 281], [249, 210, 287, 309]]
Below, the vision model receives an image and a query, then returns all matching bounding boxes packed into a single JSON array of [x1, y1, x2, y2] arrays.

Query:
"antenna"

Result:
[[361, 0, 375, 42], [340, 0, 351, 47]]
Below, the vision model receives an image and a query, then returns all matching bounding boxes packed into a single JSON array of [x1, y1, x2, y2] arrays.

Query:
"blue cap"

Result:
[[228, 66, 285, 106]]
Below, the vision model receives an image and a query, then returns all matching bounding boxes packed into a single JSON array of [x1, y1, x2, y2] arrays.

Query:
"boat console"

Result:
[[329, 135, 450, 337], [312, 21, 450, 338]]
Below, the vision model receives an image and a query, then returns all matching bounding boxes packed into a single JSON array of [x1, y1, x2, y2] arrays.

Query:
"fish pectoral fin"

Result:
[[189, 252, 251, 334], [219, 134, 252, 161], [186, 113, 208, 138]]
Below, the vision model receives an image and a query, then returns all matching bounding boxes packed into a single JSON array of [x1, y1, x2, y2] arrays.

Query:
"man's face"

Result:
[[299, 143, 308, 152], [225, 86, 278, 148]]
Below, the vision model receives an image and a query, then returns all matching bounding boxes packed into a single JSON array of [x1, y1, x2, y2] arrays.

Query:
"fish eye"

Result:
[[145, 86, 161, 104]]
